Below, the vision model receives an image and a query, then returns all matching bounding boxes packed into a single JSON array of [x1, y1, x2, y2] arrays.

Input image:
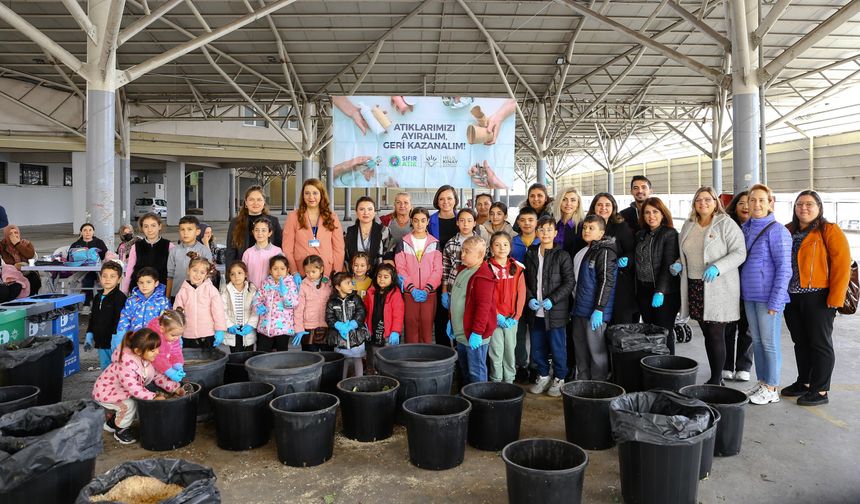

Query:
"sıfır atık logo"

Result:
[[388, 155, 401, 168]]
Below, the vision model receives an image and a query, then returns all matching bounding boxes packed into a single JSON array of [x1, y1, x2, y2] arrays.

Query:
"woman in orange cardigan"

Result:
[[282, 178, 345, 280]]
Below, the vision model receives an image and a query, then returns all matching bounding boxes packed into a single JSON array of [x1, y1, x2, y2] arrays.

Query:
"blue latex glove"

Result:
[[590, 310, 604, 331], [703, 265, 720, 282], [505, 317, 517, 328], [333, 321, 346, 333], [213, 330, 225, 347], [292, 332, 306, 346], [227, 325, 239, 334], [110, 333, 122, 353], [411, 289, 427, 303], [164, 368, 185, 382], [171, 363, 184, 373], [542, 298, 554, 311], [256, 304, 267, 316], [397, 274, 405, 292], [347, 320, 358, 330], [669, 262, 683, 276], [618, 257, 629, 268], [446, 320, 454, 341], [84, 332, 94, 352], [240, 325, 253, 336], [293, 273, 303, 288], [468, 332, 483, 349], [278, 277, 289, 296], [528, 298, 540, 311], [652, 292, 664, 308], [338, 329, 349, 340], [441, 292, 451, 309], [496, 313, 507, 328], [388, 332, 400, 345]]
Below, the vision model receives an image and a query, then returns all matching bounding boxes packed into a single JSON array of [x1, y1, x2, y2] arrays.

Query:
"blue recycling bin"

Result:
[[0, 300, 54, 338], [10, 294, 84, 377]]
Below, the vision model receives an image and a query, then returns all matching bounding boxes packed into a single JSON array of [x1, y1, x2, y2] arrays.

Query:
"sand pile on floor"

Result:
[[90, 475, 183, 503]]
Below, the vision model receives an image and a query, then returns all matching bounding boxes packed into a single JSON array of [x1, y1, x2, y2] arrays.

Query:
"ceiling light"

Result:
[[556, 56, 565, 65], [266, 56, 277, 63]]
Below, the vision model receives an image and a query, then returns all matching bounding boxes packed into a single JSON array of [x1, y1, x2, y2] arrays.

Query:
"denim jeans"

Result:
[[456, 342, 489, 385], [744, 301, 783, 387], [529, 319, 568, 379]]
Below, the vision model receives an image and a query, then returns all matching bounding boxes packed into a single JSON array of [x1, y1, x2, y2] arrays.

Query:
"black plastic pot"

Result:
[[561, 380, 625, 450], [320, 351, 345, 394], [698, 407, 720, 480], [336, 375, 399, 442], [606, 323, 670, 393], [182, 348, 228, 421], [0, 336, 69, 405], [224, 351, 265, 384], [375, 344, 458, 423], [460, 382, 524, 451], [679, 384, 748, 457], [246, 351, 324, 396], [402, 394, 471, 470], [209, 382, 275, 451], [135, 383, 200, 451], [2, 458, 96, 504], [0, 385, 40, 416], [641, 355, 699, 392], [502, 438, 589, 504], [618, 439, 703, 504], [270, 392, 339, 467]]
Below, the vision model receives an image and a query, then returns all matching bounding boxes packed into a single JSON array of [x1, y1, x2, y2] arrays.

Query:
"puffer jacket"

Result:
[[295, 277, 332, 332], [92, 346, 179, 403], [251, 275, 300, 337], [363, 285, 405, 345], [116, 283, 171, 337], [394, 233, 443, 294], [524, 246, 576, 329], [173, 278, 228, 339], [325, 292, 369, 349], [458, 261, 498, 341], [147, 318, 184, 374], [741, 214, 792, 311], [573, 237, 618, 320], [221, 281, 259, 347], [786, 221, 852, 307], [635, 225, 680, 294]]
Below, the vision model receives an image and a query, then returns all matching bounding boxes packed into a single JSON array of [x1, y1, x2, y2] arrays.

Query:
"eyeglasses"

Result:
[[694, 197, 715, 204], [795, 202, 817, 208]]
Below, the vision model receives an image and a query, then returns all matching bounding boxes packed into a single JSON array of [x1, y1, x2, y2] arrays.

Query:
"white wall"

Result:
[[0, 153, 74, 226]]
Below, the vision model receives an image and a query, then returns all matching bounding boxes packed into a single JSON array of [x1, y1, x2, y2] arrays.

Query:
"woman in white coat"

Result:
[[674, 187, 747, 385]]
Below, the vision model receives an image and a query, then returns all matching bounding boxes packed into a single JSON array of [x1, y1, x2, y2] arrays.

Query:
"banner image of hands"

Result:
[[331, 96, 516, 189]]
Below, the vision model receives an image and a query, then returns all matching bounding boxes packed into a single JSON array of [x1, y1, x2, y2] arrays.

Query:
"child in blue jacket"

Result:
[[113, 266, 171, 351]]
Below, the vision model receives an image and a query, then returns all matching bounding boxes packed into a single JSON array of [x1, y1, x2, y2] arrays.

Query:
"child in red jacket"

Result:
[[364, 263, 404, 374], [148, 309, 186, 383], [486, 232, 526, 383]]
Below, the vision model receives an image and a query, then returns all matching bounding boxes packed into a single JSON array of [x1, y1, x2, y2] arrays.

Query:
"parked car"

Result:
[[134, 198, 168, 218]]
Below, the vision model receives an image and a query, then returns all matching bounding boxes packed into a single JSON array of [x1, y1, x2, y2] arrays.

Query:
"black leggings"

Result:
[[182, 336, 215, 349], [257, 334, 290, 352], [699, 321, 727, 385]]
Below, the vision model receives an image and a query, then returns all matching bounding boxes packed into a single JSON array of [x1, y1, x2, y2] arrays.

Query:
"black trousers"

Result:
[[257, 334, 290, 352], [229, 343, 253, 353], [182, 336, 215, 349], [784, 290, 836, 393], [698, 321, 727, 385], [433, 291, 453, 347], [24, 271, 41, 296], [636, 281, 681, 355], [723, 306, 753, 373]]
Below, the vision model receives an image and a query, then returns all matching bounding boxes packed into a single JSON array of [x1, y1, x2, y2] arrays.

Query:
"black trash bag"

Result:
[[0, 336, 73, 368], [76, 458, 220, 504], [606, 323, 670, 354], [0, 400, 103, 492], [610, 391, 713, 445]]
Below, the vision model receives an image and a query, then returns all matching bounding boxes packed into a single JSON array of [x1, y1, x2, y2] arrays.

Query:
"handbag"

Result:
[[817, 225, 858, 315]]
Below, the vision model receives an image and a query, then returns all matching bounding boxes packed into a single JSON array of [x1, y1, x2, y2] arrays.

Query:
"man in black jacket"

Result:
[[619, 175, 652, 234], [524, 217, 575, 397]]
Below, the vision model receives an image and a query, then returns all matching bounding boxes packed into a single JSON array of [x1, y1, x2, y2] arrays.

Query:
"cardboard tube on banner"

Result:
[[371, 105, 392, 132], [467, 124, 492, 144], [471, 106, 488, 127], [359, 102, 386, 135]]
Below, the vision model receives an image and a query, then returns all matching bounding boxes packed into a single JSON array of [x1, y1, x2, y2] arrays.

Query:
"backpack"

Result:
[[66, 247, 100, 267]]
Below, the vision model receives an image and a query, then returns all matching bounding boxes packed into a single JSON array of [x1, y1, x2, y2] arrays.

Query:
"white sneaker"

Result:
[[735, 370, 751, 382], [745, 382, 765, 397], [530, 376, 551, 395], [749, 386, 780, 405], [721, 370, 734, 381], [547, 378, 564, 397]]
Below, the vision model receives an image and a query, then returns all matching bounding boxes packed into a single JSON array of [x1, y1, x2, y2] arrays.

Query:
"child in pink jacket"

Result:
[[92, 328, 182, 445], [394, 207, 443, 344], [251, 255, 300, 352], [173, 257, 228, 349], [148, 309, 186, 382], [293, 255, 332, 351], [242, 217, 284, 289]]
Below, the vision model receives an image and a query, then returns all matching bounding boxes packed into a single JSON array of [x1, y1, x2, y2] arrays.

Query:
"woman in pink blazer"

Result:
[[282, 178, 345, 279]]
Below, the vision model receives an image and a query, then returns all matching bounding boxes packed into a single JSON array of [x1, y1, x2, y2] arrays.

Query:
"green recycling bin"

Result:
[[0, 309, 26, 345]]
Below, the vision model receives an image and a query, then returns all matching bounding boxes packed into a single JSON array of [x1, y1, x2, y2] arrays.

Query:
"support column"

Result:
[[606, 169, 614, 193], [86, 88, 116, 248], [536, 101, 547, 185], [343, 188, 352, 221], [72, 151, 87, 232], [325, 136, 334, 204], [281, 171, 289, 214], [727, 0, 760, 193], [228, 169, 236, 219], [165, 161, 186, 225], [492, 188, 501, 201], [458, 188, 464, 208], [203, 168, 230, 221], [711, 104, 724, 194], [301, 102, 315, 180]]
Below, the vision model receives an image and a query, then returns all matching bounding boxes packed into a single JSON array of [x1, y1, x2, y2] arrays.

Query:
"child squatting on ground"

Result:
[[326, 271, 369, 379], [92, 328, 185, 445], [85, 261, 127, 369], [148, 309, 187, 383]]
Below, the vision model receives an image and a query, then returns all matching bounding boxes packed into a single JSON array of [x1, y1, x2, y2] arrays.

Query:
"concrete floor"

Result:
[[17, 223, 860, 503]]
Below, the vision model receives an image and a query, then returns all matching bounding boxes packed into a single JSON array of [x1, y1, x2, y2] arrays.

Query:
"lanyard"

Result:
[[307, 214, 320, 239]]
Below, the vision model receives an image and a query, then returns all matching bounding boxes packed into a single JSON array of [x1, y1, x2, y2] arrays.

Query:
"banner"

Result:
[[331, 96, 515, 189]]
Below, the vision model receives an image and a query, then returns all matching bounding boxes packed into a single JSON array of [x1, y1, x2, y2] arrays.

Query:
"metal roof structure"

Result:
[[0, 0, 858, 185]]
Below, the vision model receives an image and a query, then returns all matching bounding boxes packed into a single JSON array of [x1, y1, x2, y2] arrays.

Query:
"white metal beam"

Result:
[[60, 0, 97, 42], [98, 0, 127, 80], [553, 0, 727, 86], [0, 87, 85, 138], [766, 66, 860, 130], [117, 0, 298, 86], [0, 3, 87, 78], [118, 0, 184, 45], [665, 0, 731, 51], [751, 0, 792, 48], [488, 43, 541, 155], [758, 0, 860, 83]]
